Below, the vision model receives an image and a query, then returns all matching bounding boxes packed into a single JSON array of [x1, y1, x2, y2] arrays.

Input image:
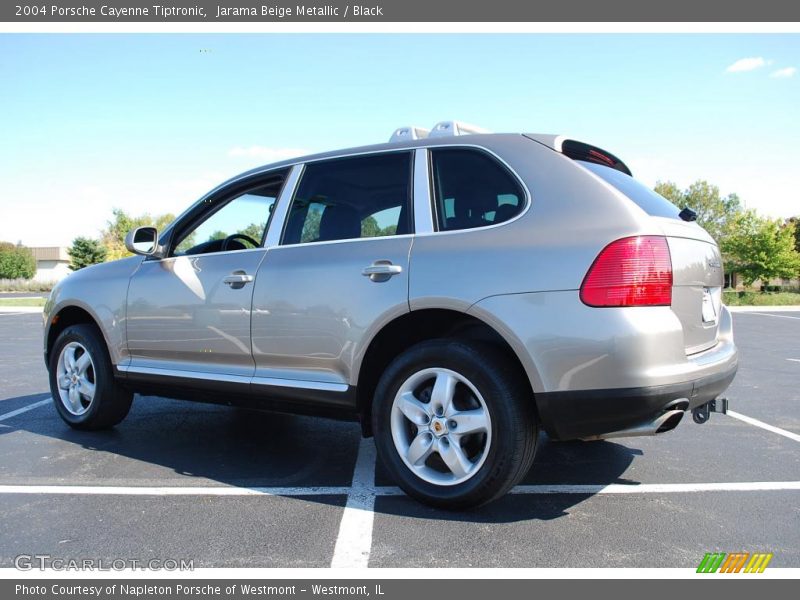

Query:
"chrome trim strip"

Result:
[[413, 148, 434, 234], [273, 233, 414, 250], [118, 365, 349, 393], [251, 377, 349, 393], [144, 246, 267, 264], [264, 164, 304, 248], [118, 365, 252, 385]]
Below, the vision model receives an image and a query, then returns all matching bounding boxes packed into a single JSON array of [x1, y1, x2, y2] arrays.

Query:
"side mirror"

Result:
[[124, 227, 159, 256]]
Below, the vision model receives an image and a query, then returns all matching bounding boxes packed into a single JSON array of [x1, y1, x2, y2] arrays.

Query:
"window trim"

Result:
[[157, 167, 291, 260], [161, 142, 531, 255], [427, 146, 530, 234], [413, 148, 435, 234], [277, 149, 415, 247]]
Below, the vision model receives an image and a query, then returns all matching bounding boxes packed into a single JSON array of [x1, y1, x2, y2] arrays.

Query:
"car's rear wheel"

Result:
[[49, 324, 133, 430], [372, 339, 538, 509]]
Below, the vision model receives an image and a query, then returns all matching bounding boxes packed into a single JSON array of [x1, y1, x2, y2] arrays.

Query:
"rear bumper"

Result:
[[536, 362, 738, 440]]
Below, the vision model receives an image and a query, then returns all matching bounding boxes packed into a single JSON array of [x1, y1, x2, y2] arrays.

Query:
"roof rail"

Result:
[[388, 126, 430, 143], [428, 120, 490, 138], [388, 121, 491, 143]]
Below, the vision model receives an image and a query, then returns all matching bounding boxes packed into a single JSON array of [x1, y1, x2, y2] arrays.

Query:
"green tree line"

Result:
[[655, 181, 800, 287]]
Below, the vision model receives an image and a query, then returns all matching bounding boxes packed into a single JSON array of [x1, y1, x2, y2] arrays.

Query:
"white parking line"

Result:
[[788, 359, 800, 363], [742, 312, 800, 320], [0, 484, 351, 496], [727, 410, 800, 443], [330, 437, 377, 569], [2, 480, 798, 498], [509, 481, 800, 494], [728, 306, 800, 313], [0, 399, 51, 422]]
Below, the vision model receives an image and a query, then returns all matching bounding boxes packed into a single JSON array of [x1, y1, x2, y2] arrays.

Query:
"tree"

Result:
[[240, 222, 265, 242], [720, 211, 800, 287], [788, 217, 800, 254], [301, 207, 323, 243], [101, 208, 176, 261], [654, 180, 742, 242], [68, 237, 107, 271], [0, 242, 37, 279], [361, 216, 380, 238]]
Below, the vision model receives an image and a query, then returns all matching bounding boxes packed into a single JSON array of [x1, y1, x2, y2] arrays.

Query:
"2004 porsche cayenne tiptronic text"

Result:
[[44, 122, 738, 508]]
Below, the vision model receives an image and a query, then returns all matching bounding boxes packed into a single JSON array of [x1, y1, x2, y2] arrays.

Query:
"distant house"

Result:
[[29, 247, 70, 282]]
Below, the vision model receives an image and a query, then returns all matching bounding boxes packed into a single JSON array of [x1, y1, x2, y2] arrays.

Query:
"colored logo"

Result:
[[697, 552, 773, 573]]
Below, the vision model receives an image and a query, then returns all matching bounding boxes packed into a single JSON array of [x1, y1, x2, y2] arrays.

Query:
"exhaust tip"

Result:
[[656, 410, 684, 434], [582, 408, 686, 441]]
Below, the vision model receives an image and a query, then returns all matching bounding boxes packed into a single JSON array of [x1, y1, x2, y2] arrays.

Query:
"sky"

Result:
[[0, 33, 798, 247]]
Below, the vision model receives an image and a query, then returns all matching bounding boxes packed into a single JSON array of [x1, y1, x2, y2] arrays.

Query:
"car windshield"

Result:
[[578, 160, 681, 219]]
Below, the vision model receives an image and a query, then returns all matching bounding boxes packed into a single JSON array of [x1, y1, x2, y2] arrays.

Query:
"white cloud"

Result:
[[770, 67, 797, 79], [227, 146, 308, 162], [725, 57, 768, 73]]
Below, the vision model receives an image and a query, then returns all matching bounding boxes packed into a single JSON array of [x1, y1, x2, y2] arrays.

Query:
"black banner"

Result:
[[3, 0, 800, 22], [4, 579, 798, 600]]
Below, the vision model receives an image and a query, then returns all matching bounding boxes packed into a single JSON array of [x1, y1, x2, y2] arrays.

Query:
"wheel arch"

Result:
[[45, 304, 110, 367], [354, 308, 541, 436]]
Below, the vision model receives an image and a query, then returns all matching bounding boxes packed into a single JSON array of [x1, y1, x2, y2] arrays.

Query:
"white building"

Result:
[[29, 247, 71, 282]]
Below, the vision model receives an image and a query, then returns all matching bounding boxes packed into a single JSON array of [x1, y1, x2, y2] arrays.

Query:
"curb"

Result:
[[0, 307, 44, 313]]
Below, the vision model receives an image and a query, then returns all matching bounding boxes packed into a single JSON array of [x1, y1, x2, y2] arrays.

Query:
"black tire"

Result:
[[372, 339, 538, 509], [48, 324, 133, 430]]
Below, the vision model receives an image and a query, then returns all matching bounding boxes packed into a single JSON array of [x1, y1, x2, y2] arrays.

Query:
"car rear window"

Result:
[[578, 160, 681, 219]]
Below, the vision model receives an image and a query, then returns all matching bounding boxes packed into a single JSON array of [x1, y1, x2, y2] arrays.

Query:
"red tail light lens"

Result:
[[580, 236, 672, 307]]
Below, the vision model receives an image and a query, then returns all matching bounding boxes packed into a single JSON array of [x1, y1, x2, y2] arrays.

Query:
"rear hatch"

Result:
[[658, 219, 723, 354], [577, 159, 723, 355]]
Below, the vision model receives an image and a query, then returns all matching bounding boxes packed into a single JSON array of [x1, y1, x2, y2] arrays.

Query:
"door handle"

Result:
[[223, 273, 254, 289], [362, 262, 402, 282]]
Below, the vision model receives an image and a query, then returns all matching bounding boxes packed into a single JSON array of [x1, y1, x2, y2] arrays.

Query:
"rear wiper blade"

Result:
[[679, 207, 697, 222]]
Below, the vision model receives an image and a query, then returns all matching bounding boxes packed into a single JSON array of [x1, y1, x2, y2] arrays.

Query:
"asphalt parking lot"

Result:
[[0, 309, 798, 569]]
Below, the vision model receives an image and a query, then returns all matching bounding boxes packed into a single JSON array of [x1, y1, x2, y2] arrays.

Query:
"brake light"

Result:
[[580, 236, 672, 307]]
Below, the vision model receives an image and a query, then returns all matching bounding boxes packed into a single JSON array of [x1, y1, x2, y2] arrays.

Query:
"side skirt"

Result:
[[117, 368, 359, 422]]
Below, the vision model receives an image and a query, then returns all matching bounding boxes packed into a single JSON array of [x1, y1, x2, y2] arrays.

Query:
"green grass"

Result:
[[723, 290, 800, 306], [0, 297, 47, 307]]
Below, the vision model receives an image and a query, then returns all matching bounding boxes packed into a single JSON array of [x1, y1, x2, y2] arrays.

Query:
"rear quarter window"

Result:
[[578, 160, 681, 219], [430, 148, 526, 231]]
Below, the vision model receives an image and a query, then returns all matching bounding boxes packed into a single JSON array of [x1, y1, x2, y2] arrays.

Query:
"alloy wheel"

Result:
[[390, 367, 492, 486]]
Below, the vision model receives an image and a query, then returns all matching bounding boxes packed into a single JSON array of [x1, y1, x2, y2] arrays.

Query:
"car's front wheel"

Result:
[[372, 340, 538, 509], [48, 324, 133, 430]]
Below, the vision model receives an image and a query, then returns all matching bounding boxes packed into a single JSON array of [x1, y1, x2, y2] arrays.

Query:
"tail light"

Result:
[[580, 236, 672, 307]]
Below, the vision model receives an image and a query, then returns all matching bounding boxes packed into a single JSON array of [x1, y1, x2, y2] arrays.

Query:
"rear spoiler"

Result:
[[524, 134, 632, 176]]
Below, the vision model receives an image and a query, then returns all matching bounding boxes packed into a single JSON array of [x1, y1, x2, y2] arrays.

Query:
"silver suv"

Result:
[[44, 123, 738, 508]]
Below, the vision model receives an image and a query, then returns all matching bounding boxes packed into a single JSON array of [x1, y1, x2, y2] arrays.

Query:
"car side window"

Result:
[[281, 152, 412, 245], [172, 175, 286, 256], [430, 148, 525, 232]]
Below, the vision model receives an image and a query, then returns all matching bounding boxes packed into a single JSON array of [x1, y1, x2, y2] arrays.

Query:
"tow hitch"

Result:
[[692, 397, 729, 424]]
